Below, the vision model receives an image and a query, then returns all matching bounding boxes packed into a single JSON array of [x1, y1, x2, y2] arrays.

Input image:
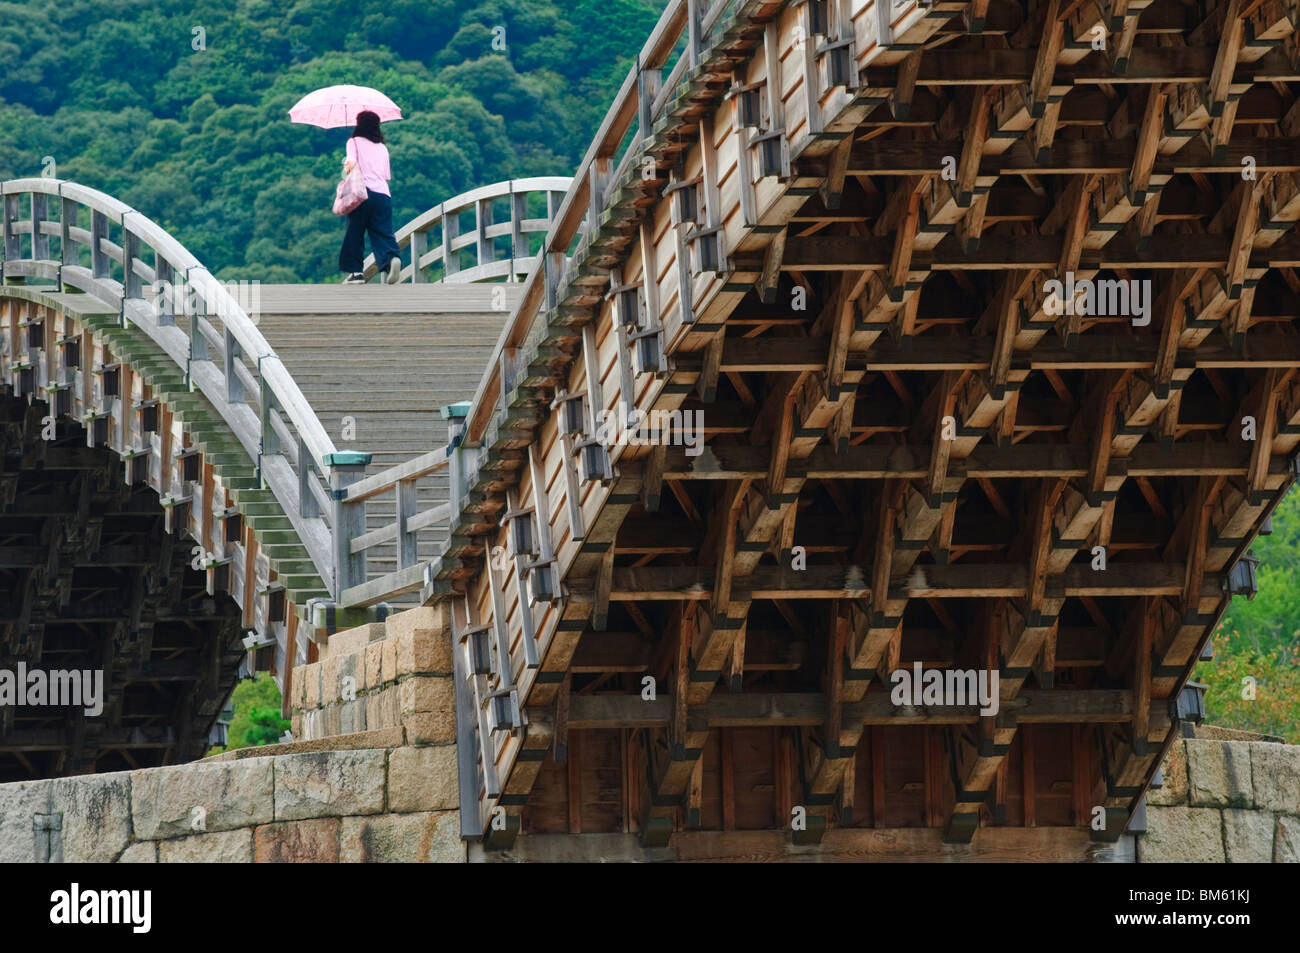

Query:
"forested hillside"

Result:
[[0, 0, 664, 281]]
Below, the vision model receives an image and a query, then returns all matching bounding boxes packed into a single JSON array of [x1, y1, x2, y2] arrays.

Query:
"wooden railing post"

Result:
[[442, 210, 460, 278], [90, 209, 109, 278], [224, 328, 243, 403], [327, 452, 372, 597], [476, 197, 494, 270], [409, 229, 425, 284], [156, 258, 175, 326], [443, 401, 472, 515], [510, 187, 527, 269], [30, 192, 49, 261], [60, 195, 77, 274], [687, 0, 703, 68], [2, 192, 20, 264], [121, 212, 141, 299], [298, 437, 320, 519], [259, 370, 281, 457], [396, 477, 418, 569], [637, 64, 664, 140]]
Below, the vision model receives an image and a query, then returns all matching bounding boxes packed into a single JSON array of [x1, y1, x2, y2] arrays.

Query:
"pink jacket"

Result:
[[346, 137, 391, 196]]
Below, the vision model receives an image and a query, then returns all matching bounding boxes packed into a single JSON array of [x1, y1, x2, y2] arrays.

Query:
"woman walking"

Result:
[[339, 110, 401, 284]]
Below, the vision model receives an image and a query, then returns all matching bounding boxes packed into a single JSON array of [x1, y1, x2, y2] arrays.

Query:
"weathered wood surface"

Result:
[[427, 0, 1300, 853]]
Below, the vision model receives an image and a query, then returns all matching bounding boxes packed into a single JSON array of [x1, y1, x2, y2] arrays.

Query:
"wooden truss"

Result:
[[429, 0, 1300, 854]]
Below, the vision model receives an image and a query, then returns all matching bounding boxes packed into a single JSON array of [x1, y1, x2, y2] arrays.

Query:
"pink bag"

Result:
[[333, 150, 368, 215]]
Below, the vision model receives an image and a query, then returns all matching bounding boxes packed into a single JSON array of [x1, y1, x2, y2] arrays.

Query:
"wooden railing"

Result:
[[360, 177, 572, 284], [0, 178, 354, 597]]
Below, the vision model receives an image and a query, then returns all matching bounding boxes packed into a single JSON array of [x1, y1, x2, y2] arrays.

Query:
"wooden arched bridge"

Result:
[[3, 0, 1299, 858]]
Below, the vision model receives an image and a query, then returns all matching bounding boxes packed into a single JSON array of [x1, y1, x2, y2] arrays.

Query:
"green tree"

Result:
[[209, 673, 290, 754]]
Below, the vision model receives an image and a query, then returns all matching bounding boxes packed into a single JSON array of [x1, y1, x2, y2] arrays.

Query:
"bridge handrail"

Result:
[[361, 176, 573, 284], [0, 176, 347, 595], [462, 0, 739, 447]]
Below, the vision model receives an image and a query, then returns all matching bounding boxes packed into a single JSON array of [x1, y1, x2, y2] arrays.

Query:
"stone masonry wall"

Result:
[[1139, 737, 1300, 862], [289, 605, 455, 745], [0, 744, 464, 862], [0, 605, 467, 863]]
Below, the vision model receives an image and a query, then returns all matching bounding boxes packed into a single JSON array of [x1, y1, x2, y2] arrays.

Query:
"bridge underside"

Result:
[[0, 393, 243, 780], [434, 0, 1300, 854]]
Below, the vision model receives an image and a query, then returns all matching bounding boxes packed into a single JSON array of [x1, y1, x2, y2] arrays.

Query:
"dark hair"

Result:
[[352, 110, 384, 144]]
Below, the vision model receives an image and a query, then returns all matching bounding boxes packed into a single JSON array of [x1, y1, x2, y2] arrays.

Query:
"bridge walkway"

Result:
[[253, 284, 521, 599]]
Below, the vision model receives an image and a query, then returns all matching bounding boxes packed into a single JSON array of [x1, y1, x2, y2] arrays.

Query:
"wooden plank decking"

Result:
[[257, 284, 521, 590]]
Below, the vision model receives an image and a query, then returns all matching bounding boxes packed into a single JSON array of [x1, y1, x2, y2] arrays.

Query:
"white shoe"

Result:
[[386, 257, 401, 284], [343, 273, 366, 284]]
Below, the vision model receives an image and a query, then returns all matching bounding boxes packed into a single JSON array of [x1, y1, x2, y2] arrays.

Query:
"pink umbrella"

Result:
[[288, 85, 402, 129]]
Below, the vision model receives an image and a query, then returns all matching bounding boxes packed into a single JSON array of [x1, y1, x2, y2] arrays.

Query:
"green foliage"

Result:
[[1216, 488, 1300, 654], [208, 673, 290, 755], [1201, 486, 1300, 742], [0, 0, 666, 282], [1195, 629, 1300, 744]]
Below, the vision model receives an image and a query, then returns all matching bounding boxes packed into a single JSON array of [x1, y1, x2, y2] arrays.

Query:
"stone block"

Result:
[[366, 685, 400, 730], [1223, 809, 1274, 863], [274, 749, 386, 820], [399, 675, 454, 716], [338, 698, 365, 735], [327, 623, 385, 659], [1250, 742, 1300, 815], [253, 818, 340, 862], [0, 780, 51, 863], [403, 710, 456, 746], [301, 708, 322, 741], [132, 760, 274, 839], [1148, 740, 1188, 806], [1138, 807, 1225, 863], [117, 842, 158, 863], [388, 746, 459, 813], [299, 661, 322, 710], [1186, 739, 1253, 808], [1276, 816, 1300, 863], [365, 640, 385, 690], [51, 773, 131, 863], [395, 629, 453, 677], [159, 828, 253, 862], [320, 703, 340, 738], [339, 811, 464, 863], [322, 651, 361, 707], [384, 604, 449, 640], [381, 637, 398, 685]]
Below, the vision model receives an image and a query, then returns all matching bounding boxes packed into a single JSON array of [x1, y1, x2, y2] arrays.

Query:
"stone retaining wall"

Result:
[[0, 743, 464, 862], [289, 605, 455, 745], [1139, 737, 1300, 862]]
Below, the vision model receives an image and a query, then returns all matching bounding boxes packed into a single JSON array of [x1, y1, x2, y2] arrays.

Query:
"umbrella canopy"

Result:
[[288, 85, 402, 129]]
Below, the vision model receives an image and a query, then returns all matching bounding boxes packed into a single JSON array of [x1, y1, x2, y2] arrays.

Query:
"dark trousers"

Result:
[[339, 189, 400, 274]]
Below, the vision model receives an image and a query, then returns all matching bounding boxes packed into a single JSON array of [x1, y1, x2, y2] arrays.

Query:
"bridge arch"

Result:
[[0, 174, 572, 773], [0, 179, 356, 738]]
